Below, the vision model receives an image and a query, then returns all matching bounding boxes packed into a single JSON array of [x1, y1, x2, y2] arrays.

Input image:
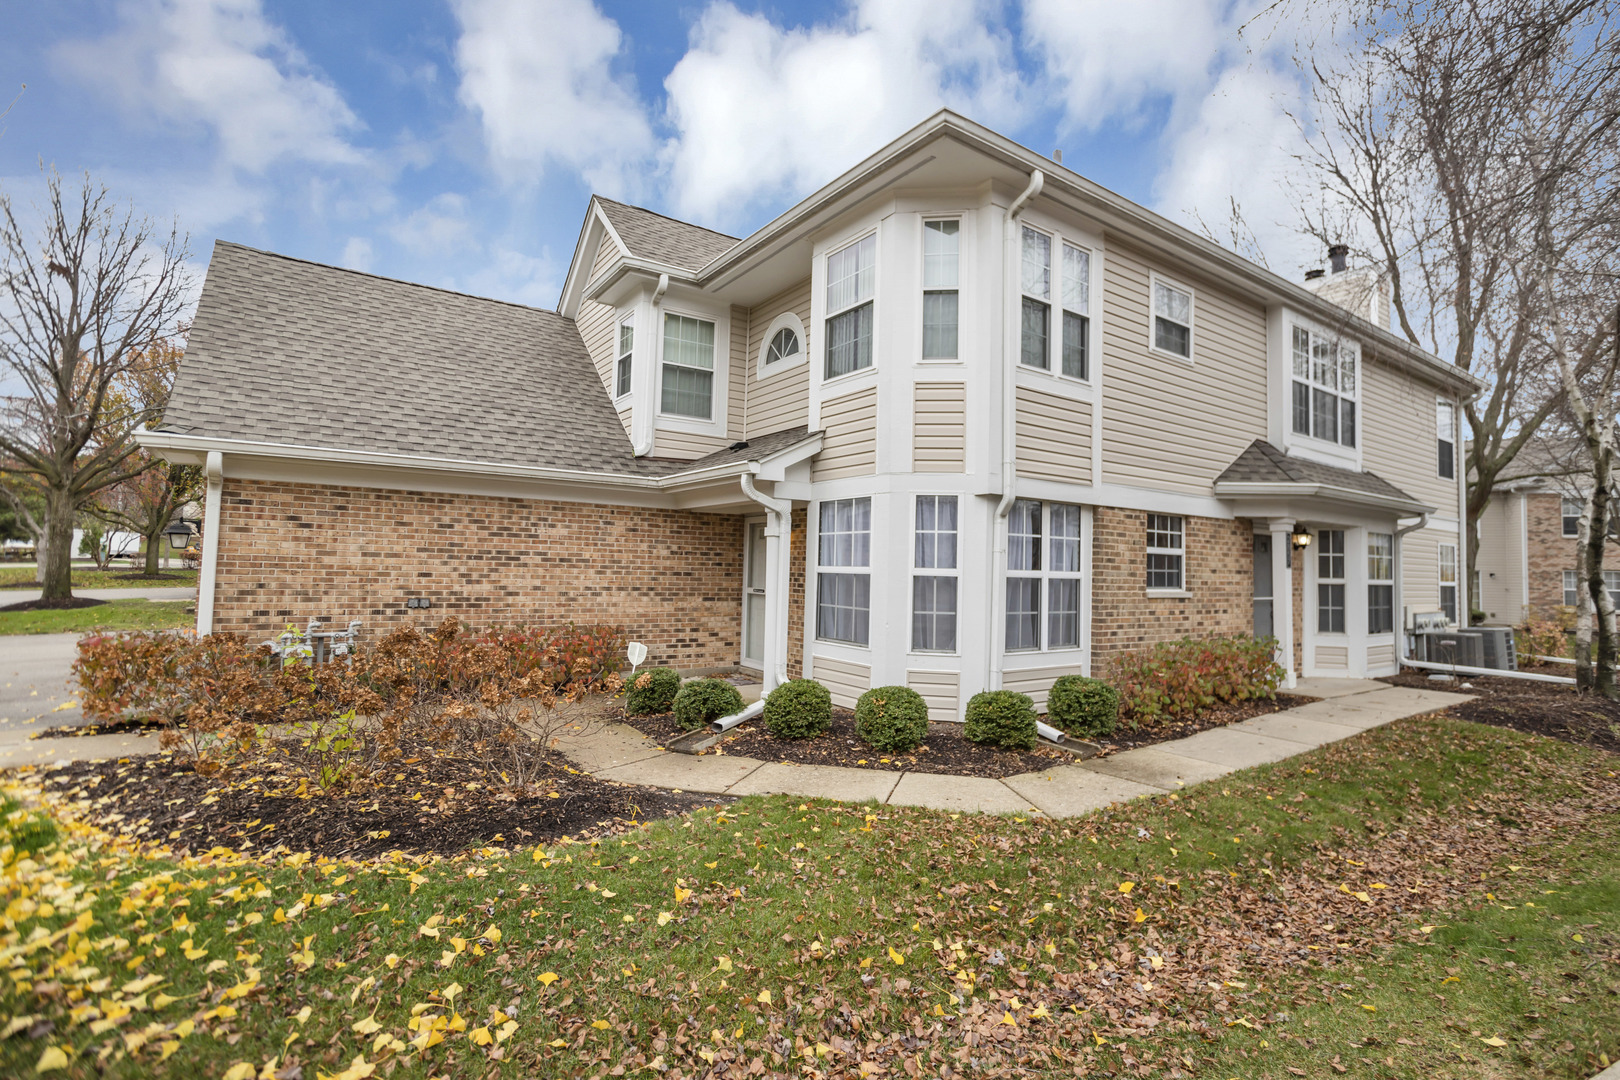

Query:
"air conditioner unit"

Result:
[[1462, 626, 1517, 671], [1416, 630, 1483, 667]]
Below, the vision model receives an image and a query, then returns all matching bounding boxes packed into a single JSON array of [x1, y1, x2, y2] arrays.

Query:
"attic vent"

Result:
[[728, 441, 749, 451]]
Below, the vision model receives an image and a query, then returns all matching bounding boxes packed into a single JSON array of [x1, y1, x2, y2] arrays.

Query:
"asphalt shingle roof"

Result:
[[1215, 440, 1424, 505], [596, 198, 739, 273]]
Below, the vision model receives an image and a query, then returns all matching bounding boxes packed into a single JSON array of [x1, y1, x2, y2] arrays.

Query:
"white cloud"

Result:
[[450, 0, 654, 193], [388, 193, 474, 256], [661, 0, 1026, 227], [53, 0, 362, 173], [341, 237, 374, 273]]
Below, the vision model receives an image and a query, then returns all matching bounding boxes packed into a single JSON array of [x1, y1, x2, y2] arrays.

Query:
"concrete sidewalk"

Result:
[[0, 586, 195, 606], [553, 677, 1471, 819], [0, 632, 162, 768]]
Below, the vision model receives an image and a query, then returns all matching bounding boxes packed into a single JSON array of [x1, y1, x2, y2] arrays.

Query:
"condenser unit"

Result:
[[1462, 626, 1517, 671], [1416, 630, 1483, 667]]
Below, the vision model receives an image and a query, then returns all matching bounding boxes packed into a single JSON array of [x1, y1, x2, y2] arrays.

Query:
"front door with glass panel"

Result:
[[742, 520, 767, 667]]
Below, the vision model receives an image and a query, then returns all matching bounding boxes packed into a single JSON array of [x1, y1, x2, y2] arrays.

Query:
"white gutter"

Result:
[[988, 168, 1044, 693], [197, 450, 223, 635], [711, 698, 764, 733], [1393, 513, 1430, 661], [633, 273, 671, 458], [1400, 656, 1574, 685], [739, 467, 792, 693], [1214, 482, 1436, 516]]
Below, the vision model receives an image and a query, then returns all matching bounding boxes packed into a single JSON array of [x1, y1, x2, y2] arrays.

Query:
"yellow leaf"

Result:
[[175, 1020, 196, 1038], [384, 954, 400, 969], [480, 925, 501, 944], [418, 925, 440, 939], [591, 1019, 611, 1030], [1354, 891, 1372, 903], [222, 1064, 256, 1080], [1118, 882, 1135, 894], [35, 1046, 69, 1073], [158, 1041, 179, 1061], [1573, 933, 1585, 943], [887, 946, 905, 966], [1133, 908, 1147, 923], [1029, 1005, 1050, 1019], [538, 972, 560, 986], [470, 1027, 493, 1046], [1361, 1004, 1377, 1012], [600, 890, 616, 899], [352, 1015, 382, 1036], [442, 982, 463, 1004], [1481, 1036, 1507, 1048], [704, 861, 718, 869], [496, 1020, 518, 1043], [547, 1038, 567, 1048], [1000, 1011, 1018, 1026], [294, 1006, 312, 1026], [757, 990, 772, 1005], [657, 911, 674, 926], [674, 886, 692, 904], [715, 956, 733, 973], [272, 908, 287, 924]]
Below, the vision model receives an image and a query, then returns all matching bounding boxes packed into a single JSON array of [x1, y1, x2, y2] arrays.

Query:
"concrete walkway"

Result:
[[553, 677, 1471, 819], [0, 586, 195, 606], [0, 632, 161, 768]]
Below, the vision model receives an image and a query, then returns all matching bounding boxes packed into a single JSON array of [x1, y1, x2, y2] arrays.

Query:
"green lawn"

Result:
[[1, 716, 1615, 1079], [0, 598, 193, 635], [0, 567, 198, 590]]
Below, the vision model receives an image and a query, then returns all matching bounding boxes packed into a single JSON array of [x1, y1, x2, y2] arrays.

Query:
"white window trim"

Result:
[[920, 216, 963, 364], [654, 303, 728, 434], [1562, 496, 1582, 538], [1006, 499, 1086, 653], [1367, 532, 1394, 636], [815, 496, 872, 648], [1317, 528, 1348, 635], [911, 493, 960, 655], [756, 310, 807, 381], [1288, 320, 1360, 452], [1018, 225, 1095, 386], [1564, 569, 1579, 607], [1439, 542, 1459, 622], [1436, 399, 1457, 480], [822, 229, 877, 386], [1145, 513, 1187, 596], [1147, 271, 1195, 365], [613, 313, 635, 401]]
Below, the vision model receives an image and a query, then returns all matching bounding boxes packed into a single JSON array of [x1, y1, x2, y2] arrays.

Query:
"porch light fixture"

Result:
[[164, 521, 195, 550], [1290, 525, 1313, 550]]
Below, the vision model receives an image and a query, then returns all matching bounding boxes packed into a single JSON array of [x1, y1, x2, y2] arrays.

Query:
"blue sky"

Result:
[[0, 0, 1327, 311]]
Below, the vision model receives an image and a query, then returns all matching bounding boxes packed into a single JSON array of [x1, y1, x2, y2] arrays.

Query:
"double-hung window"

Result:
[[816, 498, 871, 645], [1368, 532, 1394, 634], [826, 234, 875, 378], [1437, 401, 1456, 479], [912, 495, 958, 651], [1006, 499, 1082, 651], [1020, 227, 1051, 369], [1608, 570, 1620, 609], [1146, 514, 1184, 591], [922, 220, 959, 359], [1291, 326, 1357, 447], [1563, 497, 1581, 537], [1564, 570, 1579, 607], [1152, 278, 1193, 359], [1061, 243, 1090, 378], [615, 319, 634, 398], [1438, 543, 1458, 623], [1561, 570, 1620, 608], [1318, 529, 1346, 633], [661, 313, 715, 419]]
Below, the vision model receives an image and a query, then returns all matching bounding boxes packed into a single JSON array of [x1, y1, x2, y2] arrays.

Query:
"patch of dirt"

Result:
[[32, 717, 165, 740], [1097, 694, 1318, 753], [34, 751, 729, 859], [0, 596, 107, 611], [619, 706, 1074, 778], [1381, 670, 1620, 753]]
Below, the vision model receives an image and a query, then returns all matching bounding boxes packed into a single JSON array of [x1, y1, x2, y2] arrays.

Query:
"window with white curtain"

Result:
[[1019, 228, 1092, 379], [1291, 325, 1357, 447], [1368, 532, 1394, 634], [660, 313, 715, 418], [1007, 499, 1082, 651], [826, 234, 875, 378], [615, 319, 633, 398], [1439, 543, 1458, 623], [1152, 278, 1193, 359], [912, 495, 958, 652], [1061, 243, 1090, 379], [922, 220, 959, 359], [1437, 401, 1456, 479], [1318, 529, 1346, 633], [1020, 227, 1051, 370], [817, 498, 871, 645]]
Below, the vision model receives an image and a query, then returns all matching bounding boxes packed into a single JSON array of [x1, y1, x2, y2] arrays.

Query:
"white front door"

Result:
[[742, 520, 767, 667]]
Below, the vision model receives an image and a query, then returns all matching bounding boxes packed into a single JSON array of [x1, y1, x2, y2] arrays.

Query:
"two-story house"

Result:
[[141, 111, 1479, 717]]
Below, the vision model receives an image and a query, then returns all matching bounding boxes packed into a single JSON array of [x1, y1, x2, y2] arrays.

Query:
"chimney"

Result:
[[1052, 148, 1063, 165], [1328, 244, 1349, 274], [1304, 268, 1326, 282]]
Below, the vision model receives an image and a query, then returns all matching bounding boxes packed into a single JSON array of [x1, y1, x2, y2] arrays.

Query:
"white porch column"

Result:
[[197, 450, 224, 635], [1270, 520, 1296, 689], [741, 471, 792, 692]]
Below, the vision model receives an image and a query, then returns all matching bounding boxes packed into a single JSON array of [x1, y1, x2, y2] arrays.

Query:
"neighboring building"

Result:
[[140, 111, 1479, 715]]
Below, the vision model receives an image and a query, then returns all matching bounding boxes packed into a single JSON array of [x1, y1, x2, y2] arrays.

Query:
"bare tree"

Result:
[[0, 171, 191, 603], [1292, 0, 1619, 614]]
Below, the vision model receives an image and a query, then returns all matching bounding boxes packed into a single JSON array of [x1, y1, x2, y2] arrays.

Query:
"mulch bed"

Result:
[[0, 596, 107, 612], [34, 750, 729, 859], [1093, 693, 1316, 752], [1381, 669, 1620, 753], [33, 717, 166, 740]]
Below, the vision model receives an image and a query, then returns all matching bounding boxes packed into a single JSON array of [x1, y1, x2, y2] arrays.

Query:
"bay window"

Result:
[[1291, 325, 1357, 447], [817, 498, 871, 645], [1006, 499, 1082, 651], [912, 495, 958, 652], [1061, 243, 1090, 378], [922, 220, 959, 359], [826, 234, 875, 378], [1020, 227, 1050, 369], [615, 319, 633, 398], [1368, 532, 1394, 634], [1318, 529, 1346, 633], [661, 313, 715, 419]]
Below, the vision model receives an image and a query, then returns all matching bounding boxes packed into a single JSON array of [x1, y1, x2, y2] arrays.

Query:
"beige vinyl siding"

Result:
[[1015, 386, 1091, 484], [813, 386, 878, 481], [727, 304, 748, 441], [907, 669, 961, 722], [577, 298, 621, 424], [1001, 664, 1078, 711], [1101, 240, 1268, 493], [1314, 645, 1349, 670], [745, 278, 813, 438], [1360, 361, 1460, 512], [914, 382, 966, 472], [588, 230, 622, 284], [814, 655, 871, 709], [1368, 642, 1396, 670], [1401, 530, 1442, 613], [1476, 494, 1525, 624], [653, 429, 729, 459]]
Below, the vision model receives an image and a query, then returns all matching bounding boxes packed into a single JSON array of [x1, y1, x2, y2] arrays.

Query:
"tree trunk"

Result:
[[143, 530, 162, 575], [39, 491, 75, 603]]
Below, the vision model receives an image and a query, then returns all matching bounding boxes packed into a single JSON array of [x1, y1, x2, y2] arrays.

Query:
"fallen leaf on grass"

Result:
[[35, 1046, 69, 1073]]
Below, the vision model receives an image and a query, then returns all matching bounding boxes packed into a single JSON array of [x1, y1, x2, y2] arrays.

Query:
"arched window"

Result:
[[756, 311, 807, 379], [765, 327, 800, 366]]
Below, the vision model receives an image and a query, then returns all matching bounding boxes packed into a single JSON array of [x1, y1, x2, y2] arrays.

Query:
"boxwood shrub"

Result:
[[763, 678, 832, 740], [963, 690, 1037, 750], [625, 666, 682, 716], [671, 678, 745, 731], [854, 685, 930, 752], [1046, 675, 1120, 739]]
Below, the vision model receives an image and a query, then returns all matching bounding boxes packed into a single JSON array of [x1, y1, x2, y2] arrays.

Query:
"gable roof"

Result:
[[595, 198, 738, 273], [160, 241, 662, 476], [1214, 439, 1431, 512]]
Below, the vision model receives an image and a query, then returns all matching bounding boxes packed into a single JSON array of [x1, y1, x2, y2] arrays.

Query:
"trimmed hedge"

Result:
[[1046, 675, 1119, 739], [854, 685, 930, 753], [763, 678, 832, 740], [671, 678, 745, 731], [625, 666, 682, 716], [1111, 635, 1283, 724], [963, 690, 1038, 750]]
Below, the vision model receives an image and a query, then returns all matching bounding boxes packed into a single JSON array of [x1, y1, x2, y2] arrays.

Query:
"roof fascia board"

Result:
[[559, 200, 632, 318], [1213, 479, 1436, 515]]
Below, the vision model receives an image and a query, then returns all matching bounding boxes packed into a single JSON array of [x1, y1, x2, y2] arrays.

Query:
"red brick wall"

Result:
[[212, 478, 744, 671], [1090, 507, 1254, 675], [1526, 492, 1578, 622], [787, 507, 806, 678]]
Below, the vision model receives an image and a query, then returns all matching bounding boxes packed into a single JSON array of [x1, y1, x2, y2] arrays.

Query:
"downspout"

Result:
[[711, 470, 790, 733], [633, 273, 670, 458], [197, 450, 224, 635], [1392, 513, 1429, 662], [988, 168, 1045, 693]]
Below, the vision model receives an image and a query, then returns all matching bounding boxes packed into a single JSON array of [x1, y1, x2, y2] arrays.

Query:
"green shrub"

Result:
[[671, 678, 745, 731], [1046, 675, 1120, 739], [963, 690, 1037, 750], [625, 666, 682, 715], [763, 678, 832, 740], [854, 685, 930, 752], [1109, 635, 1283, 725]]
